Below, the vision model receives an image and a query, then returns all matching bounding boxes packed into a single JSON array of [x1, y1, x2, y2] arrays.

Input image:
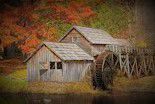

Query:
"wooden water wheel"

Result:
[[93, 51, 119, 90]]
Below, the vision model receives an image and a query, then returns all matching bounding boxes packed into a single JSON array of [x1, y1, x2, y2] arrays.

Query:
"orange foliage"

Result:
[[0, 1, 95, 54], [20, 35, 40, 53], [0, 4, 58, 54], [51, 1, 95, 24], [18, 21, 58, 54]]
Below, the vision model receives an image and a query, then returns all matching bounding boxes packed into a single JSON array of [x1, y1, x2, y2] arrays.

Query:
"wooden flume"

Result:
[[92, 45, 155, 89]]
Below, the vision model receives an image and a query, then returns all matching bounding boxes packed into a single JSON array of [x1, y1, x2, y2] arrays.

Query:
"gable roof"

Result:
[[25, 42, 94, 62], [59, 26, 130, 46]]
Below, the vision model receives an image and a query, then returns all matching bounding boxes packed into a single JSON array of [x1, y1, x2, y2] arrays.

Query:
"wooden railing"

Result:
[[105, 45, 154, 55], [104, 44, 155, 77]]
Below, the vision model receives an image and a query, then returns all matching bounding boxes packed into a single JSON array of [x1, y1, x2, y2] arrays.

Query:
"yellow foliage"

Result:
[[136, 40, 147, 48]]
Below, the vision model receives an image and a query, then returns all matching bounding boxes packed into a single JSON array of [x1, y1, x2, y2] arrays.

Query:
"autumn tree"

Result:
[[46, 1, 96, 24], [0, 4, 58, 54]]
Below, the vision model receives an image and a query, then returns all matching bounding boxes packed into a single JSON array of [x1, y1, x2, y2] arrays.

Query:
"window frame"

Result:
[[50, 62, 63, 70], [50, 62, 55, 70], [72, 37, 80, 43], [57, 62, 62, 70]]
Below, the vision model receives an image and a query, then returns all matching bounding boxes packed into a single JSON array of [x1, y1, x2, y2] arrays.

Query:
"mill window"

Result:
[[57, 62, 62, 69], [72, 37, 80, 43], [50, 62, 55, 69]]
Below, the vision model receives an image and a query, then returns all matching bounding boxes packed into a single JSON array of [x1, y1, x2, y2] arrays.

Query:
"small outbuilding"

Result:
[[59, 26, 130, 56], [25, 42, 94, 82]]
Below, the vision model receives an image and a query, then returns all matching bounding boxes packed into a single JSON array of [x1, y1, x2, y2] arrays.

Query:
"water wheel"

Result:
[[93, 51, 119, 90]]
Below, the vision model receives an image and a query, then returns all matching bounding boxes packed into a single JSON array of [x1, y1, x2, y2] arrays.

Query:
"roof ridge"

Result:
[[73, 25, 104, 31], [59, 25, 128, 45], [44, 41, 78, 45]]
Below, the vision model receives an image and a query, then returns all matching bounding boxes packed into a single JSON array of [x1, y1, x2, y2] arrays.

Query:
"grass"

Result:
[[0, 58, 26, 74], [8, 69, 27, 80], [0, 69, 101, 94], [113, 76, 155, 92], [0, 68, 155, 94], [26, 81, 100, 94], [0, 70, 28, 93], [26, 71, 101, 94]]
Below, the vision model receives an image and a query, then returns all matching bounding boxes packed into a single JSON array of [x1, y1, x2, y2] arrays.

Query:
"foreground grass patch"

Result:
[[113, 76, 155, 92], [0, 70, 27, 93], [8, 69, 27, 80], [1, 68, 155, 94], [26, 81, 99, 94], [0, 69, 99, 94]]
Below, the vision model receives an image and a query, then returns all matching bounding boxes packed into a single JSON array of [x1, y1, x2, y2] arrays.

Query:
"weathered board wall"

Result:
[[27, 45, 92, 82], [27, 45, 61, 81], [92, 44, 106, 56], [60, 29, 106, 56], [63, 61, 92, 82], [61, 29, 92, 54]]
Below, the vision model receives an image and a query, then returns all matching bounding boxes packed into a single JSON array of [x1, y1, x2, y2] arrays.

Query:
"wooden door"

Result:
[[39, 62, 49, 81], [40, 69, 48, 81], [49, 62, 63, 82]]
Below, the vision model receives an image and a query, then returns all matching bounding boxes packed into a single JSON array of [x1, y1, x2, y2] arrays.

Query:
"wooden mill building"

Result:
[[59, 26, 130, 56], [25, 26, 154, 87], [25, 26, 131, 82], [25, 42, 94, 82]]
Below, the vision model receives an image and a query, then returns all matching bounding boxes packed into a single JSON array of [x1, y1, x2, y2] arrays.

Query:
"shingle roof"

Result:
[[25, 42, 94, 62], [44, 42, 94, 61], [60, 26, 130, 46], [74, 26, 114, 44]]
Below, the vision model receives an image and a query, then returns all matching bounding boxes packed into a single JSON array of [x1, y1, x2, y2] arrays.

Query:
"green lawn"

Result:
[[0, 70, 27, 93], [0, 69, 155, 94], [0, 69, 99, 94]]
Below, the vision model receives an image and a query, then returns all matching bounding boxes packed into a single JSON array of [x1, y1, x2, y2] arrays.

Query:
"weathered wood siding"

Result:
[[27, 45, 93, 82], [61, 29, 106, 56], [27, 45, 61, 81], [63, 61, 92, 82], [61, 29, 93, 55], [92, 44, 106, 55]]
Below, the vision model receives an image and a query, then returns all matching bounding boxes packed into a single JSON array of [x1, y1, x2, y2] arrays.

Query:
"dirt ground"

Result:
[[0, 58, 26, 74]]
